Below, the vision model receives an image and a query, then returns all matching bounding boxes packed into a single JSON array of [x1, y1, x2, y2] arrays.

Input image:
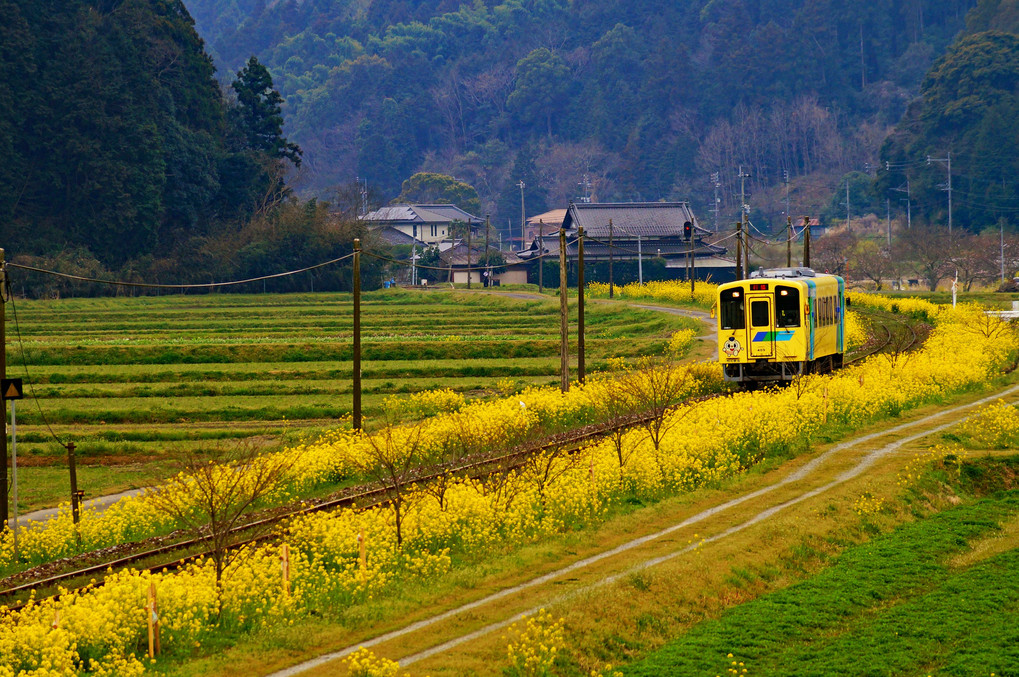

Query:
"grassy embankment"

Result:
[[5, 288, 698, 511]]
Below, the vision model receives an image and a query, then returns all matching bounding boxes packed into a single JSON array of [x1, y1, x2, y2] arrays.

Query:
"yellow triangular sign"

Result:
[[4, 383, 19, 399]]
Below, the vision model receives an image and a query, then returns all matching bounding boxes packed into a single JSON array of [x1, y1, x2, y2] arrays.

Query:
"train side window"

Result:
[[720, 289, 745, 330], [775, 285, 799, 327]]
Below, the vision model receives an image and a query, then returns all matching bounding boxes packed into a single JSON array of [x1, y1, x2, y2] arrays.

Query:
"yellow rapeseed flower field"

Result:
[[1, 294, 1016, 674]]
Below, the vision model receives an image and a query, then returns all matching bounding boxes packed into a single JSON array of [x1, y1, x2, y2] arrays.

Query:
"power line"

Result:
[[7, 253, 356, 290]]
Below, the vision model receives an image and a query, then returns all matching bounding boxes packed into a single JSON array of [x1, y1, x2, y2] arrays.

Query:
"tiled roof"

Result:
[[524, 234, 725, 260], [375, 226, 424, 246], [362, 204, 481, 224], [562, 202, 709, 238]]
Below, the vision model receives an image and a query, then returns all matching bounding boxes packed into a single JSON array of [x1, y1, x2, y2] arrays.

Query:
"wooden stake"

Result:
[[147, 582, 160, 658], [280, 543, 291, 597], [358, 529, 367, 583], [52, 608, 60, 630]]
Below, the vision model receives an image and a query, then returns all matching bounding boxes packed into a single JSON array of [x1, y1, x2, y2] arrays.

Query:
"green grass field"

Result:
[[622, 457, 1019, 677], [4, 288, 699, 512]]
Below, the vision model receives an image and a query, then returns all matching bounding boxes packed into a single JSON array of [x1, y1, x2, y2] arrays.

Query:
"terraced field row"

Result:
[[4, 288, 699, 512]]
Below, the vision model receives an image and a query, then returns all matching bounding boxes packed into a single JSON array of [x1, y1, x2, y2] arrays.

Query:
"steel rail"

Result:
[[0, 313, 921, 607], [0, 395, 720, 607]]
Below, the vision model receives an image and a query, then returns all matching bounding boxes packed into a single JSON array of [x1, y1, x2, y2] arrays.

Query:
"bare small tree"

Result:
[[355, 422, 429, 547], [895, 225, 954, 291], [849, 239, 894, 290], [621, 356, 692, 452], [146, 445, 294, 617], [591, 374, 641, 485], [520, 443, 582, 510]]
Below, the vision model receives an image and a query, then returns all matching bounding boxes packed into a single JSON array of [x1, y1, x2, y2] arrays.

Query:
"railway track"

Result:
[[847, 308, 925, 364], [0, 395, 722, 608], [0, 309, 923, 610]]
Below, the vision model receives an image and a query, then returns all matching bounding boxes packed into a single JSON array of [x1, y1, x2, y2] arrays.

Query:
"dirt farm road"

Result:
[[265, 382, 1019, 676]]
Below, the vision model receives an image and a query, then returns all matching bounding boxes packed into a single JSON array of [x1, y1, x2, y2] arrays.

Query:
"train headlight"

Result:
[[780, 290, 788, 296]]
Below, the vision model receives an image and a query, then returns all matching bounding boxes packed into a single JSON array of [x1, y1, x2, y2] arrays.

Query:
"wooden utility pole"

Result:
[[0, 248, 6, 528], [466, 223, 472, 289], [67, 441, 80, 527], [803, 216, 811, 268], [577, 227, 585, 385], [559, 229, 569, 392], [735, 220, 744, 280], [787, 215, 793, 267], [538, 220, 544, 293], [352, 239, 362, 430], [608, 219, 614, 298]]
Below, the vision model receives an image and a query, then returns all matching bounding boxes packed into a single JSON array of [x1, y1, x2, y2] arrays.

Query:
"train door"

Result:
[[748, 296, 775, 358]]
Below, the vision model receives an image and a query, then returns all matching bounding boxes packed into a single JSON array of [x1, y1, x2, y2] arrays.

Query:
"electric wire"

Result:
[[7, 252, 356, 290], [5, 276, 66, 448]]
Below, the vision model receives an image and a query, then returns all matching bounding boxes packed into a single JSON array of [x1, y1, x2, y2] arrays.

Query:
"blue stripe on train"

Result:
[[752, 330, 795, 342]]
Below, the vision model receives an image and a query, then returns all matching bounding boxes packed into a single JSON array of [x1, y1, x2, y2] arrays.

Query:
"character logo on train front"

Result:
[[722, 337, 742, 358]]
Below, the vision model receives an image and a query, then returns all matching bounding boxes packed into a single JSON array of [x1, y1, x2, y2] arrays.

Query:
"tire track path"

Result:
[[267, 383, 1019, 676]]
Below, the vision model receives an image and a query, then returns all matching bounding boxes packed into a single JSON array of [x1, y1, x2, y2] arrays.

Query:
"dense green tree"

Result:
[[394, 172, 482, 215], [507, 48, 572, 139]]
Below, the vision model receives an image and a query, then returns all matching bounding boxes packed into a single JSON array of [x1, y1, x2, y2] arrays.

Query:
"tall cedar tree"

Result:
[[231, 56, 302, 166]]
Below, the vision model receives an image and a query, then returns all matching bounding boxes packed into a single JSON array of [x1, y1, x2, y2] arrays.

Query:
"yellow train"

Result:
[[716, 268, 845, 384]]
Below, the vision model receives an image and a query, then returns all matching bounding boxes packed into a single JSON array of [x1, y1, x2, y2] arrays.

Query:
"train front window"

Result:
[[775, 285, 799, 327], [720, 289, 745, 330], [751, 300, 770, 327]]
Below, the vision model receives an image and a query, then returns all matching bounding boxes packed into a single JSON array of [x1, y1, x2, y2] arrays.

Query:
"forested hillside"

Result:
[[185, 0, 975, 232], [0, 0, 309, 271]]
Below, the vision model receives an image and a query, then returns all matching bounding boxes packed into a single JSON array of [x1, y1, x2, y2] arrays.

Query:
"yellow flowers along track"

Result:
[[1, 290, 1016, 675]]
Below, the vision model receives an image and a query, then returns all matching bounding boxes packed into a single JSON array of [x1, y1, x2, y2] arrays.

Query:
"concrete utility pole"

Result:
[[637, 232, 643, 285], [739, 166, 750, 275], [577, 227, 585, 385], [352, 239, 362, 430], [735, 220, 744, 280], [803, 216, 812, 268], [787, 215, 793, 268], [608, 219, 614, 298], [711, 172, 721, 232], [559, 229, 569, 392], [518, 180, 526, 250], [484, 214, 491, 287], [886, 198, 891, 246], [784, 169, 790, 226], [1001, 219, 1006, 284], [0, 248, 7, 528], [928, 152, 952, 232], [846, 177, 851, 231]]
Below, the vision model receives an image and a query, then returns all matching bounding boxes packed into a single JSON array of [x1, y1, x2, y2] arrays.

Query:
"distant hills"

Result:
[[183, 0, 995, 234]]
